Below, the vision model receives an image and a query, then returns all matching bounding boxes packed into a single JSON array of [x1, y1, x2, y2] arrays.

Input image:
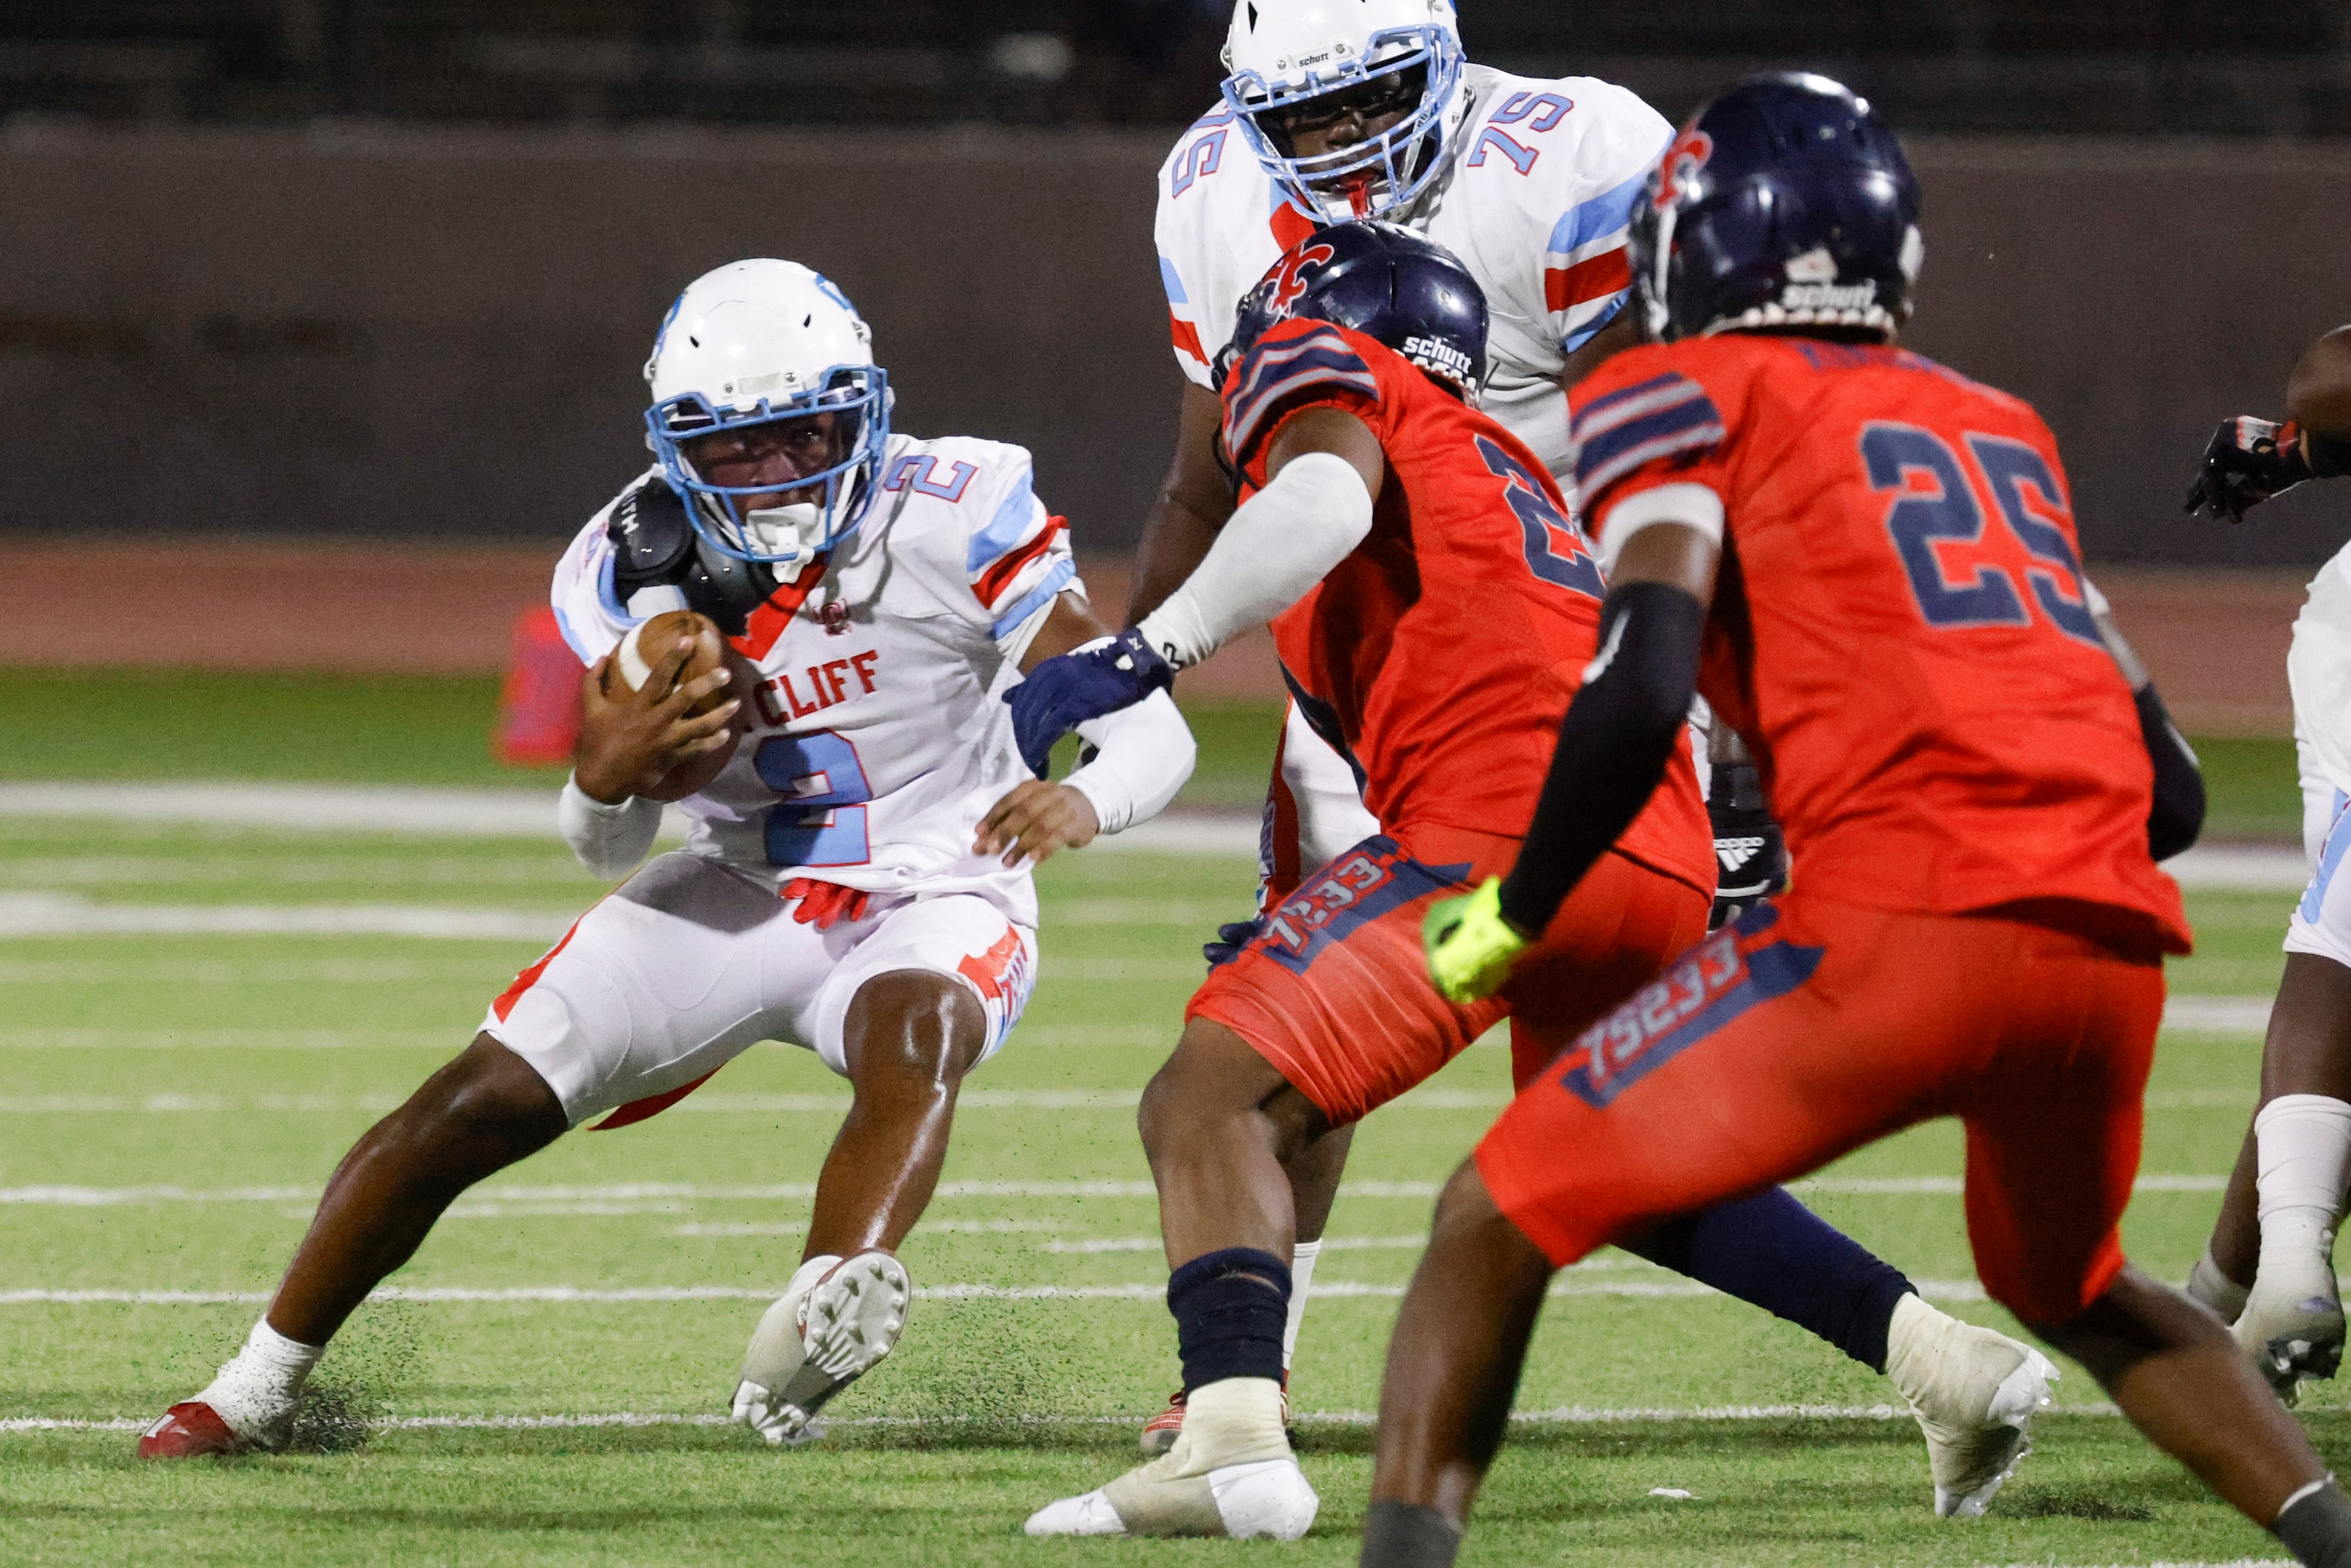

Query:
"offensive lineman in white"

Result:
[[1122, 0, 1785, 1460], [139, 260, 1196, 1459]]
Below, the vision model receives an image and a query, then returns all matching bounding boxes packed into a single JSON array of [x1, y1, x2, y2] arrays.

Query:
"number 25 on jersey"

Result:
[[1863, 422, 2101, 647]]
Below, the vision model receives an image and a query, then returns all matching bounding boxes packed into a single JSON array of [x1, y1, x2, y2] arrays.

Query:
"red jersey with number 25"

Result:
[[1571, 335, 2190, 951], [1221, 317, 1714, 897]]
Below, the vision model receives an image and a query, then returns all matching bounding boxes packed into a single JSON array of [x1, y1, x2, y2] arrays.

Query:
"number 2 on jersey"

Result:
[[755, 731, 873, 867], [1478, 435, 1605, 600], [1863, 422, 2101, 647]]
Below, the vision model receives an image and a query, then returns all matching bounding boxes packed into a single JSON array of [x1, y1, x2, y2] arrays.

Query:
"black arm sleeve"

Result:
[[2137, 682, 2205, 862], [1498, 582, 1706, 935]]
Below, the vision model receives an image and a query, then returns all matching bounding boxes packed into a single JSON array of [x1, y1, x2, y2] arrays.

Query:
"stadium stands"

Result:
[[0, 0, 2344, 132]]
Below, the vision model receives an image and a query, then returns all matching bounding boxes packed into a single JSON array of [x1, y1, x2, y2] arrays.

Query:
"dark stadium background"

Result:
[[0, 2, 2344, 734]]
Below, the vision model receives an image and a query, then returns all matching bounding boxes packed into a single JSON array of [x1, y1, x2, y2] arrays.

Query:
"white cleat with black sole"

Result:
[[1883, 1292, 2057, 1519], [2234, 1250, 2344, 1405], [731, 1250, 910, 1447]]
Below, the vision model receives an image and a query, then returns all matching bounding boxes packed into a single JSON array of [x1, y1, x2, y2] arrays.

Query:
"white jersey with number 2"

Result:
[[549, 432, 1078, 930]]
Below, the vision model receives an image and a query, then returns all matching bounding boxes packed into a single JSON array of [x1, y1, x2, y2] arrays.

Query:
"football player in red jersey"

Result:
[[1019, 221, 2058, 1540], [1391, 75, 2351, 1568]]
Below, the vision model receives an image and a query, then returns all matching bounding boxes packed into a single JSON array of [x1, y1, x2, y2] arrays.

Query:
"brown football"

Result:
[[610, 609, 743, 801]]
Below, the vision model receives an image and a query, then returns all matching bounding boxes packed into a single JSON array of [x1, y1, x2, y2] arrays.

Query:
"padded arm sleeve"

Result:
[[1062, 690, 1197, 836], [1134, 451, 1374, 670], [2136, 684, 2206, 862], [559, 776, 662, 881], [1498, 582, 1707, 935]]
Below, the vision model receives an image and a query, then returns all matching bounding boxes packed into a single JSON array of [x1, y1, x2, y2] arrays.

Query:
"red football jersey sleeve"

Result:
[[1571, 335, 2190, 950], [1221, 319, 1714, 897]]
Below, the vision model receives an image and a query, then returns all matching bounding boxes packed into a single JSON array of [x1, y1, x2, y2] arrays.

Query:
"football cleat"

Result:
[[2233, 1252, 2344, 1404], [2186, 1246, 2251, 1325], [732, 1251, 909, 1446], [1026, 1431, 1318, 1540], [1883, 1293, 2056, 1519], [138, 1400, 249, 1460], [1138, 1375, 1294, 1458], [1139, 1388, 1187, 1457]]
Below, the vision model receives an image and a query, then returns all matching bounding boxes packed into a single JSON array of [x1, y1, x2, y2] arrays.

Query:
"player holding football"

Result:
[[1019, 223, 2060, 1540], [2184, 326, 2351, 1398], [1387, 75, 2351, 1568], [138, 259, 1196, 1459], [1120, 0, 1777, 1458]]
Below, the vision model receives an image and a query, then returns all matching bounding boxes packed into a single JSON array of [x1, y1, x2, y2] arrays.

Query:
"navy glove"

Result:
[[1204, 915, 1265, 969], [1004, 629, 1176, 778], [1707, 761, 1786, 929], [2187, 416, 2316, 524]]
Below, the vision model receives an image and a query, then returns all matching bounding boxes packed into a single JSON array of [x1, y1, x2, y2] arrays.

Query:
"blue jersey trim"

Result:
[[990, 556, 1076, 641], [1548, 167, 1651, 259], [1560, 293, 1627, 353], [966, 468, 1039, 574], [1159, 255, 1188, 306]]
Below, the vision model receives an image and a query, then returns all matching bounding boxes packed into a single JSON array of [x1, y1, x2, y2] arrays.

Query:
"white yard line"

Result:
[[0, 1277, 1993, 1306], [0, 893, 570, 942], [0, 1173, 2235, 1206], [0, 1400, 2151, 1438], [2166, 844, 2310, 891], [0, 894, 1231, 942], [0, 782, 1259, 857]]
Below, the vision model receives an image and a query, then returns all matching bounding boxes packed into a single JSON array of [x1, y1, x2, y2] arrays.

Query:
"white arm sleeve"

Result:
[[1135, 450, 1374, 669], [1062, 690, 1196, 836], [559, 776, 662, 881]]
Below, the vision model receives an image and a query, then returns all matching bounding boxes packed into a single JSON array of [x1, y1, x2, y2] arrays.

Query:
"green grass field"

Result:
[[0, 671, 2334, 1565]]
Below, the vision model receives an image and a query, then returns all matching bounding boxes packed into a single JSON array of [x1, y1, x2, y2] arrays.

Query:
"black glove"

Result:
[[2186, 416, 2317, 524], [1708, 761, 1786, 929]]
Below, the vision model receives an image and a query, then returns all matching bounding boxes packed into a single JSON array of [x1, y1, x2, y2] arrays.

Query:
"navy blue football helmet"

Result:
[[1219, 220, 1489, 402], [1629, 73, 1923, 344]]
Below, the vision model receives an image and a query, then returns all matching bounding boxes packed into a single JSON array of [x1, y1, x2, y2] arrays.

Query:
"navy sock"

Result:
[[1168, 1247, 1291, 1390], [1631, 1188, 1914, 1373]]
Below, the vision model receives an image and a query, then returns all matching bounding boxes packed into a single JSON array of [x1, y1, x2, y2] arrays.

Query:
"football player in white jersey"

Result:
[[138, 259, 1196, 1459], [2185, 324, 2351, 1400]]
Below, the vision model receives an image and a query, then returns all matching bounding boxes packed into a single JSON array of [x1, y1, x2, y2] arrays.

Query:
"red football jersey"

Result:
[[1571, 335, 2191, 950], [1221, 317, 1714, 896]]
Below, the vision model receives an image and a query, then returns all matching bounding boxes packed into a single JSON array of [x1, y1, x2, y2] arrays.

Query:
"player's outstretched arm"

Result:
[[1427, 519, 1719, 1003], [1132, 406, 1384, 670], [1006, 405, 1382, 771], [980, 591, 1196, 865], [2187, 325, 2351, 524]]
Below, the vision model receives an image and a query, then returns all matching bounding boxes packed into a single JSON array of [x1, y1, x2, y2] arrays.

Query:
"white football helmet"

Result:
[[643, 259, 890, 569], [1220, 0, 1468, 224]]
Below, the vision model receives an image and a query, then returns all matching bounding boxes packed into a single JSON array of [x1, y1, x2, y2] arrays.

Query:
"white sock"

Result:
[[1282, 1240, 1320, 1373], [1174, 1376, 1292, 1471], [2255, 1095, 2351, 1277], [196, 1317, 323, 1441]]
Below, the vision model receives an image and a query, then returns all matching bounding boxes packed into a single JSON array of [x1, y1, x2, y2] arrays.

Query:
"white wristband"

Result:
[[1063, 690, 1196, 835], [559, 775, 661, 881], [1135, 450, 1373, 668]]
